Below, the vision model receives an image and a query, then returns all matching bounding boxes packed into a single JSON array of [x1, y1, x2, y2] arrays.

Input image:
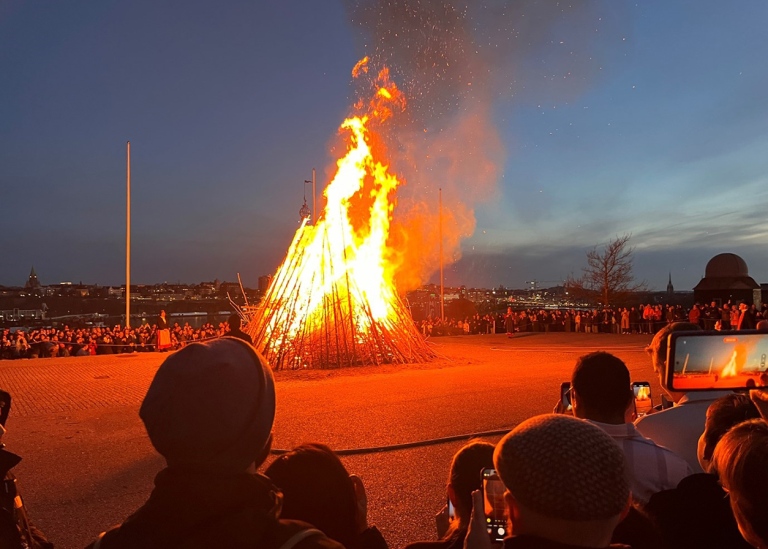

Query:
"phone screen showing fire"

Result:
[[670, 332, 768, 390]]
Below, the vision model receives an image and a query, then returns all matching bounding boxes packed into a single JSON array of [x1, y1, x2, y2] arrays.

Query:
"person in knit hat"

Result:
[[465, 414, 631, 549], [86, 337, 344, 549]]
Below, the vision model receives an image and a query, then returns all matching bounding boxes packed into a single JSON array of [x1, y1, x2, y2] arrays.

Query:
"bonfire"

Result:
[[246, 59, 435, 370]]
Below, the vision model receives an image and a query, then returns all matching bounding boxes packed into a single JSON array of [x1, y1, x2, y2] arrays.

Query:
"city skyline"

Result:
[[2, 1, 767, 291], [0, 260, 746, 294]]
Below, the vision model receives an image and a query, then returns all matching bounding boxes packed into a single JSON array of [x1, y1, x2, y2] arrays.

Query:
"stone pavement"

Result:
[[0, 354, 164, 417]]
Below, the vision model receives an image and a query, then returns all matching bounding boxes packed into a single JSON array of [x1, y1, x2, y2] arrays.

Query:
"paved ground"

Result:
[[0, 332, 657, 549]]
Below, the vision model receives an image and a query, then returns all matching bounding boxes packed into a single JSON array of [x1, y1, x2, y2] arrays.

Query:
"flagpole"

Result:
[[439, 188, 445, 322], [312, 167, 316, 222], [126, 141, 131, 329]]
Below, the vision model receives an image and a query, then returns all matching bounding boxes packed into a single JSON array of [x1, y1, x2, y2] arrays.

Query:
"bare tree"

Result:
[[566, 235, 647, 306]]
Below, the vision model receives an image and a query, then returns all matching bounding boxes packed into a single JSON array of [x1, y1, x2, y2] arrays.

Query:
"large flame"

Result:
[[248, 59, 434, 369]]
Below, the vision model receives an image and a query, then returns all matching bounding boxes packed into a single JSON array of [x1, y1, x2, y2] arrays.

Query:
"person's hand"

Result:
[[436, 504, 450, 539], [350, 474, 368, 533], [464, 490, 498, 549], [553, 399, 572, 415]]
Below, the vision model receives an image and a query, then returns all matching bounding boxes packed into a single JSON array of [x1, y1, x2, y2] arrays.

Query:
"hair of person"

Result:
[[265, 443, 359, 549], [448, 441, 495, 524], [571, 351, 632, 419], [712, 419, 768, 547], [702, 393, 760, 462], [646, 321, 701, 372]]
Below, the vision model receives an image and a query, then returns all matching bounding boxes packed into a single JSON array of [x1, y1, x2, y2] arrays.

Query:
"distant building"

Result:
[[693, 253, 761, 306], [666, 272, 674, 295], [25, 266, 41, 290]]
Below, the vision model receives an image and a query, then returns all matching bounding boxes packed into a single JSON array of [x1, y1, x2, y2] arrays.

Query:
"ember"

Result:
[[246, 60, 435, 370]]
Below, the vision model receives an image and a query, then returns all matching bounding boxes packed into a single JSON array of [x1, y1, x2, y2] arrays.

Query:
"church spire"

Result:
[[666, 272, 674, 294], [25, 266, 41, 289]]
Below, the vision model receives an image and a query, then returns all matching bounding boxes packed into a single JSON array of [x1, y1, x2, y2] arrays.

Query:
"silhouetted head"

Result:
[[647, 322, 701, 400], [494, 415, 630, 547], [571, 352, 632, 424], [265, 443, 360, 549], [447, 441, 495, 526], [712, 419, 768, 548], [140, 338, 275, 472], [698, 393, 760, 472]]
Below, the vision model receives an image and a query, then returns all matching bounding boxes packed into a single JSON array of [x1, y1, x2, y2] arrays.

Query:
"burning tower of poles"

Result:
[[246, 59, 435, 370]]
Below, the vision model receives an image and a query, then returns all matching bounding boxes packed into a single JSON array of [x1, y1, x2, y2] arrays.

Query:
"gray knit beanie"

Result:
[[494, 414, 630, 521], [140, 337, 275, 473]]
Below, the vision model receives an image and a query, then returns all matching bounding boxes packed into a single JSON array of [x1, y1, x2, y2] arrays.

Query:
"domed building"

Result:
[[693, 253, 760, 305]]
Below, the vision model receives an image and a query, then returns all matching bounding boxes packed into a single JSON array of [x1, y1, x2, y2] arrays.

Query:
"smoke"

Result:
[[342, 0, 627, 290]]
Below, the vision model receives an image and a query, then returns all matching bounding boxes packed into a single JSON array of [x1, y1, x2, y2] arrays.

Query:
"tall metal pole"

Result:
[[126, 141, 131, 329], [439, 188, 445, 322], [312, 167, 316, 223]]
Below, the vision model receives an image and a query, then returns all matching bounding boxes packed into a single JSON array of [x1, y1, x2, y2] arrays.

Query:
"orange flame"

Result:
[[249, 60, 432, 369]]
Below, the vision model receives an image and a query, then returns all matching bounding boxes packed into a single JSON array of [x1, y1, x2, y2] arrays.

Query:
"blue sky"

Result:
[[1, 1, 767, 291]]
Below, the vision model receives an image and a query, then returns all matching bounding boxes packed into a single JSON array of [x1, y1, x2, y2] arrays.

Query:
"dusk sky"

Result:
[[2, 1, 767, 291]]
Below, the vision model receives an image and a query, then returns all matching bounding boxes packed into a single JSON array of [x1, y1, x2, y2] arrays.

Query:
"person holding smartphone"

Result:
[[570, 351, 692, 503], [634, 322, 731, 473], [405, 442, 495, 549], [464, 415, 631, 549]]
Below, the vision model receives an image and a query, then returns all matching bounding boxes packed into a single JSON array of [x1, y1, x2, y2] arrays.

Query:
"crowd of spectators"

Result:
[[76, 323, 768, 549], [419, 300, 766, 337], [0, 321, 228, 360], [3, 300, 765, 360]]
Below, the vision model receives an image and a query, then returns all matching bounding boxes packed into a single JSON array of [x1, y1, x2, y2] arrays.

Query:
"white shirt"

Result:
[[589, 420, 693, 504], [634, 391, 731, 474]]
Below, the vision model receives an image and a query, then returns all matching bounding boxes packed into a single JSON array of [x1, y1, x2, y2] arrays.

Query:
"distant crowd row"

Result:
[[2, 301, 765, 360], [419, 301, 765, 337], [0, 322, 228, 360]]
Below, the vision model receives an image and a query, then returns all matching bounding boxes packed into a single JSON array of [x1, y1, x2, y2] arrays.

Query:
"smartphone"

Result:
[[667, 330, 768, 391], [560, 382, 572, 413], [632, 381, 652, 417], [482, 468, 508, 542], [447, 497, 455, 522]]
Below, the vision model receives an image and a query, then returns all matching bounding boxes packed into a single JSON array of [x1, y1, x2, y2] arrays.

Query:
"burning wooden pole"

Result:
[[247, 218, 434, 370]]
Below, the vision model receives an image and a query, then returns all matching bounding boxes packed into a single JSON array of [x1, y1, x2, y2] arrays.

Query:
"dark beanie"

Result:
[[494, 414, 630, 521], [140, 337, 275, 472]]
